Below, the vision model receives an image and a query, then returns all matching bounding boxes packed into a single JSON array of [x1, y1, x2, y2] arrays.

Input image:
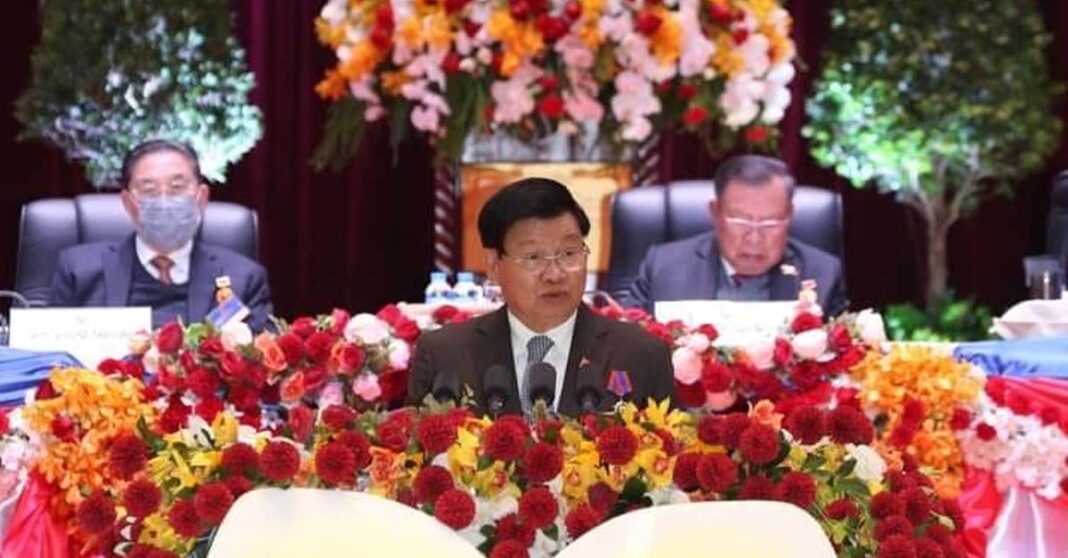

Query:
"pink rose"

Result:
[[684, 333, 711, 354], [353, 374, 382, 402], [743, 338, 776, 370], [317, 381, 344, 408], [672, 347, 702, 385], [791, 329, 829, 361], [706, 390, 737, 412]]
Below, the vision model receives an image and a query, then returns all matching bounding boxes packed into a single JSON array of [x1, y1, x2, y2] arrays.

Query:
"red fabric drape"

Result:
[[1, 1, 1066, 317]]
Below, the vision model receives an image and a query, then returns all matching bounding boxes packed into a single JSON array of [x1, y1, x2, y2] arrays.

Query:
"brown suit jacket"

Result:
[[407, 304, 675, 417]]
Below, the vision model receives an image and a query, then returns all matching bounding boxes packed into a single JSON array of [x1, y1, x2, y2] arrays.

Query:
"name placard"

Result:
[[9, 307, 152, 369], [655, 300, 795, 345]]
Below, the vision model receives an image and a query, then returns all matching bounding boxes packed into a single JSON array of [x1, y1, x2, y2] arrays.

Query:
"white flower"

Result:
[[671, 347, 702, 385], [221, 320, 253, 350], [344, 313, 390, 344], [845, 444, 887, 483], [855, 309, 887, 344], [388, 340, 411, 370], [719, 75, 761, 128], [684, 333, 711, 353], [791, 328, 828, 360], [743, 337, 776, 370], [319, 0, 348, 24]]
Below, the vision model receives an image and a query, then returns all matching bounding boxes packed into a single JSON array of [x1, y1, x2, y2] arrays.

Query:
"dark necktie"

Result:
[[151, 255, 175, 285]]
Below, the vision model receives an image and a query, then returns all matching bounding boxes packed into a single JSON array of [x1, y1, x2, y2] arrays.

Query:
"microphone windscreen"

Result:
[[527, 362, 557, 406]]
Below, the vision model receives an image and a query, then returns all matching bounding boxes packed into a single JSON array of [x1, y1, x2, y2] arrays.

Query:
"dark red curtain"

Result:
[[2, 1, 1066, 317]]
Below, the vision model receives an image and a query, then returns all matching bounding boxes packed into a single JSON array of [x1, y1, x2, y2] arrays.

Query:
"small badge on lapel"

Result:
[[606, 370, 633, 399], [207, 275, 250, 329], [579, 355, 591, 369]]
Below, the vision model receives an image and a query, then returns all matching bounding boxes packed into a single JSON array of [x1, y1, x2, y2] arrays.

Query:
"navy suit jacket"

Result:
[[49, 235, 274, 331], [618, 232, 849, 316], [408, 305, 675, 417]]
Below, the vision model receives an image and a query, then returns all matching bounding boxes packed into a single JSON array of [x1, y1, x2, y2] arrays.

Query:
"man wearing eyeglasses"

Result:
[[620, 155, 848, 316], [49, 139, 274, 331], [408, 178, 674, 416]]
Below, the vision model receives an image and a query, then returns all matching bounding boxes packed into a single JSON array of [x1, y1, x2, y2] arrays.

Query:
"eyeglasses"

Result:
[[722, 215, 789, 234], [129, 176, 197, 198], [501, 245, 590, 273]]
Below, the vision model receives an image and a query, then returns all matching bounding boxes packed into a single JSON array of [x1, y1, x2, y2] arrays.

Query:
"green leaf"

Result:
[[311, 97, 367, 173]]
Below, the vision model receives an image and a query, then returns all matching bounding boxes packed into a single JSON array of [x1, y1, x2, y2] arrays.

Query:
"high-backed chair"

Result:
[[206, 488, 482, 558], [605, 180, 844, 299], [556, 500, 836, 558], [15, 193, 259, 306], [1049, 171, 1068, 266]]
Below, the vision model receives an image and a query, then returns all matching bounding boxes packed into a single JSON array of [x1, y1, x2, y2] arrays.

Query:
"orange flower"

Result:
[[749, 400, 783, 431], [255, 333, 288, 374], [279, 372, 307, 403], [315, 68, 348, 101]]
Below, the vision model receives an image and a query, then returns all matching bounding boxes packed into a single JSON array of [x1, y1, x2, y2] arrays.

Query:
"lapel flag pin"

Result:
[[606, 370, 632, 399]]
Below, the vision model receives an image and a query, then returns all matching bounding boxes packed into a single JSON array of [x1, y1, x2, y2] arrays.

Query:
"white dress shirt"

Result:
[[135, 236, 193, 285], [507, 310, 576, 411]]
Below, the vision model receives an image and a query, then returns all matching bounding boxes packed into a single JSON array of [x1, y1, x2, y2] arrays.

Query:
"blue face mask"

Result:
[[136, 194, 201, 253]]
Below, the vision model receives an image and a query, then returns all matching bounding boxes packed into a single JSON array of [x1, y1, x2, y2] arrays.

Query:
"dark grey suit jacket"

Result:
[[407, 305, 675, 417], [619, 232, 849, 316], [49, 234, 274, 331]]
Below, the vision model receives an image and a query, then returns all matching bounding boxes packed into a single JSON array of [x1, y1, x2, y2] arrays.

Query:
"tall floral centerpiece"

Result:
[[312, 0, 797, 168]]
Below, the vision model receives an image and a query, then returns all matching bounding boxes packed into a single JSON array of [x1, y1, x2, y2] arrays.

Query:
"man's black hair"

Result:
[[119, 139, 202, 188], [478, 177, 591, 251]]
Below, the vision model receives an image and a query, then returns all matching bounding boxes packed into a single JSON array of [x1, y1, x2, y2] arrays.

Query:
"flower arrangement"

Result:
[[849, 346, 983, 499], [16, 382, 966, 557], [0, 409, 31, 507], [15, 0, 262, 186], [955, 377, 1068, 501], [312, 0, 796, 166]]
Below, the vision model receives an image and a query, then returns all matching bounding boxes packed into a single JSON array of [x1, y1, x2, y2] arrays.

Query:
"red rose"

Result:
[[518, 487, 558, 529], [700, 360, 732, 392], [167, 498, 204, 538], [683, 105, 709, 126], [99, 358, 129, 378], [305, 332, 335, 364], [564, 504, 602, 538], [159, 398, 191, 434], [675, 379, 708, 408], [483, 420, 528, 462], [35, 379, 59, 400], [535, 14, 568, 41], [376, 304, 403, 326], [696, 453, 738, 493], [185, 368, 219, 399], [672, 452, 701, 491], [337, 430, 373, 469], [338, 344, 366, 373], [238, 406, 262, 428], [414, 465, 455, 503], [596, 426, 638, 466], [123, 478, 162, 518], [329, 309, 351, 335], [738, 424, 781, 465], [975, 422, 997, 441], [789, 361, 826, 390], [434, 489, 476, 530], [675, 83, 697, 101], [824, 498, 859, 520], [221, 443, 260, 477], [219, 352, 249, 383], [778, 471, 817, 509], [827, 405, 874, 445], [376, 412, 414, 453], [744, 125, 769, 144], [634, 10, 661, 35], [537, 94, 565, 119], [563, 0, 582, 20], [790, 312, 822, 333], [288, 406, 315, 444], [289, 317, 317, 339], [194, 482, 235, 525], [418, 413, 459, 455], [518, 442, 561, 484], [76, 491, 116, 534], [738, 474, 777, 500], [156, 322, 184, 354], [785, 407, 826, 445], [108, 432, 148, 479], [431, 305, 460, 324], [378, 368, 409, 403], [393, 318, 421, 342], [260, 441, 301, 482], [871, 492, 905, 519], [321, 404, 358, 431], [490, 540, 530, 558], [773, 338, 793, 366], [276, 333, 306, 365], [708, 1, 731, 24], [494, 513, 535, 547], [315, 441, 358, 487]]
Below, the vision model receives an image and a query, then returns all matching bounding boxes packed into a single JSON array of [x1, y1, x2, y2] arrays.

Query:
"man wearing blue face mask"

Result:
[[49, 139, 274, 331]]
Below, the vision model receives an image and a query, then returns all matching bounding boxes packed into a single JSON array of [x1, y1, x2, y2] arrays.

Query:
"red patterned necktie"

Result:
[[150, 255, 175, 285]]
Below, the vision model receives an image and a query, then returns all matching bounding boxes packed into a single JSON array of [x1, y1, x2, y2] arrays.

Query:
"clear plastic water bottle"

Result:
[[452, 271, 483, 305], [424, 271, 452, 304]]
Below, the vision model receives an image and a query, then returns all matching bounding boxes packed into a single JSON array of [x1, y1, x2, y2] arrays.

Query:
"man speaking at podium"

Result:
[[408, 178, 674, 417]]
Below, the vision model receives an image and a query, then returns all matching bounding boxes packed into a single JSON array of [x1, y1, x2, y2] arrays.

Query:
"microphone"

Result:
[[482, 364, 511, 416], [575, 361, 605, 414], [526, 362, 557, 409], [430, 370, 460, 404]]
